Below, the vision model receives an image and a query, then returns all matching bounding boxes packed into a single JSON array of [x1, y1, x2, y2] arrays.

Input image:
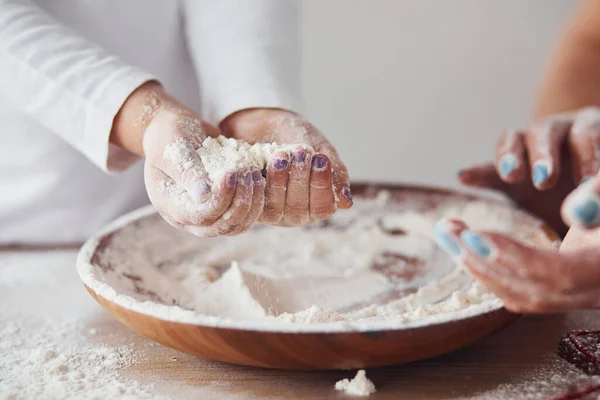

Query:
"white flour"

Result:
[[164, 135, 313, 183], [0, 253, 168, 400], [78, 190, 548, 332], [335, 370, 376, 397]]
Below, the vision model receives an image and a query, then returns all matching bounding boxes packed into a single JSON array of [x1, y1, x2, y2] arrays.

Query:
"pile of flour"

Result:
[[335, 370, 376, 397], [79, 190, 546, 332], [165, 135, 312, 183]]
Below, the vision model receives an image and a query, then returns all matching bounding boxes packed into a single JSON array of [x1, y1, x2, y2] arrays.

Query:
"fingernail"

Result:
[[243, 172, 252, 185], [252, 170, 263, 182], [227, 173, 238, 187], [460, 230, 495, 258], [343, 187, 353, 204], [272, 158, 289, 170], [432, 221, 461, 257], [532, 161, 550, 186], [186, 180, 211, 200], [566, 191, 600, 227], [581, 175, 593, 185], [312, 155, 327, 170], [499, 154, 518, 178], [293, 150, 307, 164]]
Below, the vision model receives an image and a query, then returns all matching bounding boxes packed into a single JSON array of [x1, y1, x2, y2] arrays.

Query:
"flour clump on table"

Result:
[[80, 190, 546, 331], [335, 370, 376, 397]]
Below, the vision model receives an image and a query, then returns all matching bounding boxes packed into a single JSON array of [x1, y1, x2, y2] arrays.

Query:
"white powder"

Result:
[[0, 251, 170, 400], [78, 190, 550, 333], [164, 135, 313, 184], [0, 309, 166, 400], [335, 370, 376, 397]]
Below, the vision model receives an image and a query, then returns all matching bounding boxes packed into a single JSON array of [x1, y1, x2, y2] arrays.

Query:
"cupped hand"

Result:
[[432, 218, 600, 313], [460, 107, 600, 237], [143, 109, 265, 237], [221, 108, 352, 226]]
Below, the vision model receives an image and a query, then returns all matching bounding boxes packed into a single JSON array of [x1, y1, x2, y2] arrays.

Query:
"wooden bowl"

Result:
[[77, 183, 559, 370]]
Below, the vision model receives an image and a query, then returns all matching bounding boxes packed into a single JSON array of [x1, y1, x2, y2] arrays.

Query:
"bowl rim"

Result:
[[77, 182, 559, 334]]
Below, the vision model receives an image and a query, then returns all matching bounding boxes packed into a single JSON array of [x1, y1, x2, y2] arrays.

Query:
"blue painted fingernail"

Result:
[[499, 154, 518, 178], [252, 170, 262, 182], [272, 158, 289, 170], [432, 222, 461, 257], [343, 187, 353, 204], [460, 230, 494, 258], [567, 192, 600, 227], [532, 161, 550, 186], [293, 150, 307, 164], [227, 173, 238, 187], [186, 180, 211, 200], [312, 155, 327, 170], [243, 172, 252, 185], [581, 175, 593, 185]]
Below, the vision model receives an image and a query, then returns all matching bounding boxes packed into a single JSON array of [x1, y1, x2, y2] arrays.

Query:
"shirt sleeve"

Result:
[[0, 0, 156, 173], [182, 0, 303, 126]]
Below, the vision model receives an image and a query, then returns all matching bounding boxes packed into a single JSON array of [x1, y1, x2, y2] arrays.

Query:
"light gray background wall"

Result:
[[301, 0, 578, 189]]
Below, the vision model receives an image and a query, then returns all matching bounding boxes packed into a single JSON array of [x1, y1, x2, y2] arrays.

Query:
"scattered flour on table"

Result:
[[0, 308, 167, 400], [335, 370, 376, 397], [0, 251, 169, 400], [79, 190, 549, 331]]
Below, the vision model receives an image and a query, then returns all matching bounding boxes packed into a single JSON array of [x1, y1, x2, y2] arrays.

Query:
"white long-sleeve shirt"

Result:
[[0, 0, 301, 244]]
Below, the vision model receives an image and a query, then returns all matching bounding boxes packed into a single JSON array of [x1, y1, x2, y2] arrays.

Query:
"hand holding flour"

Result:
[[220, 108, 352, 226]]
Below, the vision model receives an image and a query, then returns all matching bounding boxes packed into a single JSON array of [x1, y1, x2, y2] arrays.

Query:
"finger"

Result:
[[144, 166, 189, 227], [260, 151, 291, 224], [324, 146, 352, 209], [144, 112, 212, 203], [526, 115, 572, 190], [187, 171, 254, 237], [456, 229, 600, 305], [309, 154, 336, 220], [283, 147, 313, 226], [458, 163, 509, 192], [561, 176, 600, 228], [569, 107, 600, 184], [432, 219, 534, 310], [227, 170, 265, 236], [495, 130, 527, 183]]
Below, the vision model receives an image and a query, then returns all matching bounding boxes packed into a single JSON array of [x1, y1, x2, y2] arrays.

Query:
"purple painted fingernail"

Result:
[[312, 155, 327, 170], [243, 172, 252, 185], [272, 158, 289, 170], [293, 150, 307, 164], [343, 187, 353, 204], [252, 170, 262, 182], [227, 173, 238, 187], [186, 180, 211, 200]]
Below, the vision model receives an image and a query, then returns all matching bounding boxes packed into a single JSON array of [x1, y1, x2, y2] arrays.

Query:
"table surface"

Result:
[[1, 249, 597, 400]]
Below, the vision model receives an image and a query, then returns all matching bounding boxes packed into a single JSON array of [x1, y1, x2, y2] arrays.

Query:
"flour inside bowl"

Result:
[[78, 189, 551, 332]]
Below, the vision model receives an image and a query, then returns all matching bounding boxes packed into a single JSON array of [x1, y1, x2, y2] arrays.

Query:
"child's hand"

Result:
[[459, 107, 600, 236], [221, 108, 352, 226], [143, 109, 265, 237]]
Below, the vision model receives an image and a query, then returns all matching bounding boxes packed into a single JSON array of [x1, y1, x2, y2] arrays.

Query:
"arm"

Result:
[[0, 0, 156, 172], [534, 0, 600, 117], [181, 0, 302, 126]]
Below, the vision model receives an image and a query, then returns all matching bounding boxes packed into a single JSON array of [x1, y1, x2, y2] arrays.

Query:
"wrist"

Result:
[[110, 81, 188, 156]]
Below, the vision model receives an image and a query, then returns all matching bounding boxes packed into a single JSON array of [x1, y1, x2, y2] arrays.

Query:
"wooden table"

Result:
[[1, 250, 596, 399]]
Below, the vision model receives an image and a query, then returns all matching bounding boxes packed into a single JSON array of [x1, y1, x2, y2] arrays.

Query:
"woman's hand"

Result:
[[459, 107, 600, 237], [112, 82, 265, 237], [432, 217, 600, 313], [221, 108, 352, 226]]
